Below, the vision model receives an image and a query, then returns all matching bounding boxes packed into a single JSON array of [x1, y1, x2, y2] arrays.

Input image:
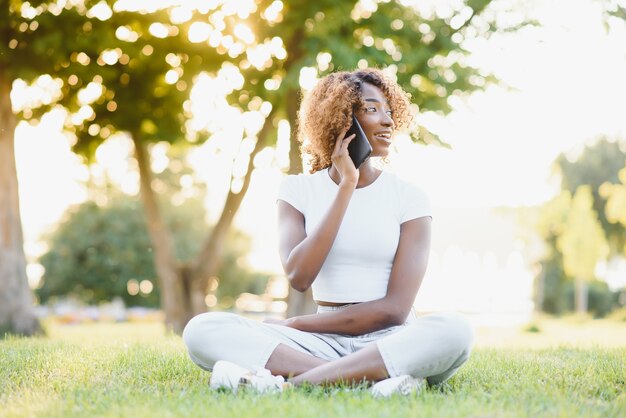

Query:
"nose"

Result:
[[381, 111, 394, 129]]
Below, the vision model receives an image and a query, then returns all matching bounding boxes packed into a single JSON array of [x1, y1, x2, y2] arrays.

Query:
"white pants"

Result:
[[183, 308, 474, 385]]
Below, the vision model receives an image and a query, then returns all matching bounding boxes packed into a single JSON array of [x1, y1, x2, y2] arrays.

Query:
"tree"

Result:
[[601, 165, 626, 254], [0, 77, 41, 336], [557, 186, 609, 313], [4, 1, 528, 333], [535, 139, 625, 315], [0, 0, 90, 335], [37, 196, 268, 309], [555, 138, 626, 253], [218, 0, 527, 316], [2, 1, 239, 333]]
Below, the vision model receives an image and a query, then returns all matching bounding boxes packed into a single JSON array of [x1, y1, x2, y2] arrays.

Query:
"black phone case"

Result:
[[346, 116, 372, 169]]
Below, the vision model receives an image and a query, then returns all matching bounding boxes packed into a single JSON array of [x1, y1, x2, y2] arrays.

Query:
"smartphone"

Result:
[[345, 115, 372, 169]]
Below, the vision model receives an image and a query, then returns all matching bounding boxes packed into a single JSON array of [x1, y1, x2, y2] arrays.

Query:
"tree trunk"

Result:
[[0, 73, 42, 336], [189, 108, 278, 316], [132, 135, 190, 333], [534, 268, 544, 313], [133, 108, 277, 333], [574, 277, 588, 314], [285, 87, 317, 318]]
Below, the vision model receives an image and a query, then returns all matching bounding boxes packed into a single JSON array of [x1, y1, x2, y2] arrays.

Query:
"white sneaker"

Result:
[[371, 375, 424, 398], [210, 360, 286, 394]]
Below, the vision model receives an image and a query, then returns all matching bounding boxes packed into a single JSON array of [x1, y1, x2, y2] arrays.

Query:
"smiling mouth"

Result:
[[374, 133, 392, 144]]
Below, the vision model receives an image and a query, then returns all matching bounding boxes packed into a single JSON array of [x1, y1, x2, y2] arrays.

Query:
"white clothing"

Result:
[[277, 168, 431, 303], [183, 168, 473, 386], [183, 308, 474, 385]]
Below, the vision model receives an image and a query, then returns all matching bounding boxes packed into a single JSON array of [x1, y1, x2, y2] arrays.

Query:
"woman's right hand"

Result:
[[331, 128, 359, 186]]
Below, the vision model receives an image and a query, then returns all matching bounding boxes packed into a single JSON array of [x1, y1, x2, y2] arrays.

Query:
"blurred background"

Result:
[[2, 0, 626, 337]]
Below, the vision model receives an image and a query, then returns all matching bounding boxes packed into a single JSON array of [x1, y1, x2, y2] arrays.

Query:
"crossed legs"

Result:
[[266, 342, 389, 385], [183, 311, 473, 386]]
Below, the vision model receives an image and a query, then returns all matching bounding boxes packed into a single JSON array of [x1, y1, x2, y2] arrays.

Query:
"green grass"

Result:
[[1, 320, 625, 418]]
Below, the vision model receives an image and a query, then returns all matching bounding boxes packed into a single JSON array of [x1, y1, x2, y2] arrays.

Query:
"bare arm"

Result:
[[280, 216, 432, 335], [278, 129, 358, 292]]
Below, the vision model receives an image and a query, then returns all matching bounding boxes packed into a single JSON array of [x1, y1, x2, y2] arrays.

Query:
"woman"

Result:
[[183, 68, 474, 396]]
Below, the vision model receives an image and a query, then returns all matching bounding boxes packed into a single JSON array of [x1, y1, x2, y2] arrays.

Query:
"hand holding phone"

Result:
[[345, 115, 372, 169]]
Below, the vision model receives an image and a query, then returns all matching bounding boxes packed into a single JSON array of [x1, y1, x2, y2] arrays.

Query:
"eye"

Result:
[[366, 106, 377, 112], [385, 110, 393, 116]]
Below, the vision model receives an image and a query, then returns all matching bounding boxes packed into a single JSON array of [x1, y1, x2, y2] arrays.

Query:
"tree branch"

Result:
[[191, 107, 277, 282]]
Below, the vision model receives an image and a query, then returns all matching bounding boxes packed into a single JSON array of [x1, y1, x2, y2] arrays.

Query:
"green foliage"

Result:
[[557, 186, 608, 281], [4, 1, 524, 154], [37, 195, 266, 307], [601, 166, 626, 254], [555, 138, 626, 253], [4, 1, 231, 160], [536, 190, 571, 243], [37, 198, 160, 307], [4, 1, 535, 323], [536, 138, 626, 315], [524, 323, 541, 333], [540, 257, 618, 317], [225, 0, 522, 145], [539, 253, 568, 314]]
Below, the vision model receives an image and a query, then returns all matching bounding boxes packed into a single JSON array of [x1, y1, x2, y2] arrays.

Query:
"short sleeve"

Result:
[[399, 180, 432, 223], [277, 175, 306, 214]]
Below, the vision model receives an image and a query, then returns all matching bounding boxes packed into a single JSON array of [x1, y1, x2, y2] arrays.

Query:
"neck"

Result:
[[328, 160, 380, 188]]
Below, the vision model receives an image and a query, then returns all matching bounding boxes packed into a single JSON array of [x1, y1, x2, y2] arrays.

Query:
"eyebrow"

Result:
[[364, 98, 391, 107]]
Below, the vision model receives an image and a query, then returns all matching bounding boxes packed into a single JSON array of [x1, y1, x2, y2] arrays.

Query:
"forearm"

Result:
[[286, 299, 405, 336], [284, 181, 356, 291]]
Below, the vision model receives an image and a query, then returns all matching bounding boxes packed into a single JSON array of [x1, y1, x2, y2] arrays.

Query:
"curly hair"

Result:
[[297, 68, 413, 173]]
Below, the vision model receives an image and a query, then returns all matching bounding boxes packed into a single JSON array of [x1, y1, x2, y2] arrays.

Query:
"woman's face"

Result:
[[355, 82, 395, 158]]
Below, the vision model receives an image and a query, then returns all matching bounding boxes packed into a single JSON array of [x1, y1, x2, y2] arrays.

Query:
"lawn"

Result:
[[1, 317, 625, 418]]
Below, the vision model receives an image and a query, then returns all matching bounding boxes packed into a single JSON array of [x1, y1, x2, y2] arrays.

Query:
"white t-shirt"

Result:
[[277, 168, 432, 303]]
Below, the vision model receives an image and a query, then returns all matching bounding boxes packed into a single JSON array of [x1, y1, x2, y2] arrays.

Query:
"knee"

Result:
[[435, 312, 474, 355], [182, 312, 239, 353]]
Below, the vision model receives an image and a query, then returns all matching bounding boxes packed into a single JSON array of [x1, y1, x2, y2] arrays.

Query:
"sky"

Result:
[[13, 0, 626, 303]]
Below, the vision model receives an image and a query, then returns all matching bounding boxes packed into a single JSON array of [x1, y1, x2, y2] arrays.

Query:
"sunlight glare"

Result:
[[115, 26, 139, 42], [208, 31, 222, 47], [100, 49, 121, 65], [209, 10, 226, 31], [127, 279, 139, 296], [262, 1, 284, 23], [87, 1, 113, 21], [20, 2, 39, 19], [205, 294, 217, 307], [264, 75, 282, 91], [150, 142, 170, 174], [246, 43, 272, 69], [351, 0, 377, 20], [253, 147, 274, 169], [217, 64, 245, 91], [11, 76, 63, 111], [299, 67, 318, 91], [149, 23, 169, 38], [77, 82, 104, 105], [165, 69, 179, 84], [187, 22, 212, 43], [234, 23, 255, 44], [241, 111, 265, 137], [316, 52, 332, 71], [139, 280, 153, 294], [170, 5, 193, 24]]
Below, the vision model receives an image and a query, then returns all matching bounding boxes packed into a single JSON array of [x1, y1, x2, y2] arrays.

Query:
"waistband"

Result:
[[316, 304, 417, 324], [316, 303, 358, 313]]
